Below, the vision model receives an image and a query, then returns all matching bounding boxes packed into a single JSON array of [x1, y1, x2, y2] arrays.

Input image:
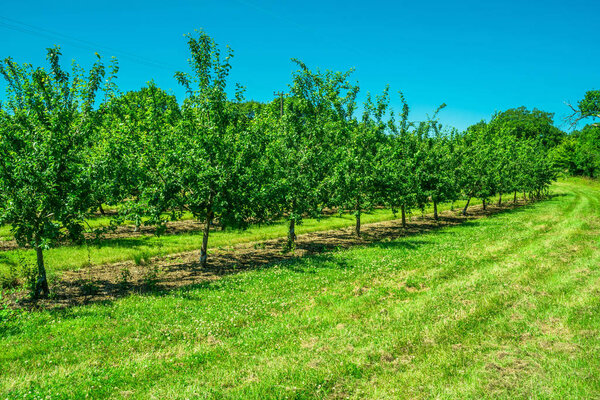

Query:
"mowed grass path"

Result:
[[1, 177, 600, 399]]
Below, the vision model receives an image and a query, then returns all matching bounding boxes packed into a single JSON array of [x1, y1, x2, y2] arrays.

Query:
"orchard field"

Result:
[[1, 28, 600, 399]]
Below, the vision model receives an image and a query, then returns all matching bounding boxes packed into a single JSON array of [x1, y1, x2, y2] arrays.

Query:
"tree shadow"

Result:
[[8, 199, 536, 312]]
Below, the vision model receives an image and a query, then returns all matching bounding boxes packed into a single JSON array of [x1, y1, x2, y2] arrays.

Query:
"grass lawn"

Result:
[[1, 177, 599, 398]]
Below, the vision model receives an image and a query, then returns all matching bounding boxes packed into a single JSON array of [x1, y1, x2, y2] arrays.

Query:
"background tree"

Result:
[[330, 87, 388, 237], [380, 92, 417, 228], [573, 125, 600, 177], [413, 106, 460, 220], [269, 61, 357, 247], [0, 47, 109, 297], [488, 107, 565, 149], [457, 122, 496, 214], [493, 133, 521, 205], [92, 81, 181, 231], [569, 90, 600, 127]]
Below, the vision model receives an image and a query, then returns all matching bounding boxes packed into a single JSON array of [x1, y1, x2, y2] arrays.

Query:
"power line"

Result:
[[0, 16, 180, 72]]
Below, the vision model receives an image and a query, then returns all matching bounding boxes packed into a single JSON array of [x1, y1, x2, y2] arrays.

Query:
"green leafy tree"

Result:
[[269, 61, 357, 247], [493, 133, 520, 204], [0, 47, 110, 297], [380, 93, 418, 228], [489, 107, 565, 148], [153, 31, 267, 267], [331, 87, 389, 236], [93, 81, 181, 230], [548, 135, 577, 175], [570, 90, 600, 127], [571, 125, 600, 177], [517, 139, 556, 199], [413, 106, 460, 220], [458, 122, 497, 214]]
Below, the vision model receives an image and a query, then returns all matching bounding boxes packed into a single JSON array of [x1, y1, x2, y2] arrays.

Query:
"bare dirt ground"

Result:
[[9, 201, 528, 310]]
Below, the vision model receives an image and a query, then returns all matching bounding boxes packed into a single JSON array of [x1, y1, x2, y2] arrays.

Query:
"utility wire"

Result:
[[0, 16, 180, 72]]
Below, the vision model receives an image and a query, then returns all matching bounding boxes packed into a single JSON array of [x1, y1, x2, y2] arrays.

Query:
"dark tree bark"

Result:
[[401, 205, 407, 228], [482, 198, 487, 210], [433, 200, 438, 221], [35, 246, 49, 298], [200, 210, 214, 267], [514, 191, 517, 204], [498, 193, 502, 206], [462, 197, 471, 216], [287, 219, 296, 247], [355, 209, 361, 237]]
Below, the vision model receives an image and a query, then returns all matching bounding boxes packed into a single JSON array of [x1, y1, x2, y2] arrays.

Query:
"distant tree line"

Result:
[[0, 31, 563, 297]]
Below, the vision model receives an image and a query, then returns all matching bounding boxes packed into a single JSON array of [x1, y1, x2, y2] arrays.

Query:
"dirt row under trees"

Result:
[[8, 200, 530, 310]]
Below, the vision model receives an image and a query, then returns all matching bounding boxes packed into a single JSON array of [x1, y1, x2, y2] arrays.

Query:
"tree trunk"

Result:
[[355, 209, 361, 237], [200, 210, 214, 267], [462, 197, 471, 216], [523, 191, 526, 201], [482, 198, 487, 210], [498, 193, 502, 206], [433, 200, 438, 221], [35, 246, 49, 298], [401, 205, 407, 228], [514, 190, 517, 204], [288, 219, 296, 247], [98, 204, 105, 215]]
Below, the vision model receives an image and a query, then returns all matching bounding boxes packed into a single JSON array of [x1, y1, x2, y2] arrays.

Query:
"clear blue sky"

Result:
[[1, 0, 598, 131]]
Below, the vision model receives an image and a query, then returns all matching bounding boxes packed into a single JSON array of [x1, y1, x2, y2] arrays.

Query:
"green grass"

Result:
[[0, 196, 490, 284], [1, 177, 599, 398]]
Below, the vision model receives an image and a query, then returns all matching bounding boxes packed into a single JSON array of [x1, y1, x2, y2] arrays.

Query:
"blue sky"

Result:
[[1, 0, 598, 131]]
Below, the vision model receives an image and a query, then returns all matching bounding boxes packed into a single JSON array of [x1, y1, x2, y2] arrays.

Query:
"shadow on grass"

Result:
[[8, 199, 542, 312]]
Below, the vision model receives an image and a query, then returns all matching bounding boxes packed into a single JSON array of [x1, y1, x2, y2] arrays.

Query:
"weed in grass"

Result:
[[133, 251, 152, 266], [282, 240, 296, 254], [142, 263, 162, 290], [0, 262, 20, 289], [119, 266, 132, 287], [254, 242, 266, 250]]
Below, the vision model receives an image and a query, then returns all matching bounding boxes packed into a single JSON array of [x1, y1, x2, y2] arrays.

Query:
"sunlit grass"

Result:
[[0, 178, 598, 398]]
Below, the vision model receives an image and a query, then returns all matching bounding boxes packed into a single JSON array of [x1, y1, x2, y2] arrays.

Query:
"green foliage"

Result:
[[577, 90, 600, 120], [568, 125, 600, 177], [94, 81, 181, 223], [0, 47, 112, 296], [0, 30, 563, 293], [380, 93, 419, 219], [412, 107, 460, 215], [330, 86, 388, 235], [488, 106, 565, 148], [266, 61, 360, 242]]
